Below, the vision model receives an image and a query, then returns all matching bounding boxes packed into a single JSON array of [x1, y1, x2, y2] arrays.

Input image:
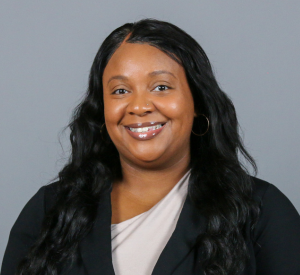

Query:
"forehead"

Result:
[[102, 42, 184, 81]]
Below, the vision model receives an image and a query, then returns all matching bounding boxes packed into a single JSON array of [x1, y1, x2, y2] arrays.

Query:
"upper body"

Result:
[[2, 19, 300, 275], [2, 176, 300, 275]]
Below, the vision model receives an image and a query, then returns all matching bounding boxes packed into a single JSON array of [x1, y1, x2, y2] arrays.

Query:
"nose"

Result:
[[127, 92, 153, 116]]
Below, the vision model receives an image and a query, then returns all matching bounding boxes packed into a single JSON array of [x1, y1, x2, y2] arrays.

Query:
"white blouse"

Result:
[[111, 170, 191, 275]]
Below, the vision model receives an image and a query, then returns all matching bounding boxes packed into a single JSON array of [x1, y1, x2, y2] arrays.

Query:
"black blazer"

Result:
[[2, 177, 300, 275]]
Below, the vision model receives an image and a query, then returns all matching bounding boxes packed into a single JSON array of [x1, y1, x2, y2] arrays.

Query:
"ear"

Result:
[[194, 112, 198, 118]]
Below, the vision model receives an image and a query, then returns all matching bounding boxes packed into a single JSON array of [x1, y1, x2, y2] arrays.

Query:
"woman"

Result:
[[2, 19, 300, 275]]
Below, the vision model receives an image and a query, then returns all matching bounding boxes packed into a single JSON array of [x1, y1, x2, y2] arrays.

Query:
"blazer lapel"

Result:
[[79, 183, 207, 275], [152, 193, 207, 275], [79, 185, 115, 275]]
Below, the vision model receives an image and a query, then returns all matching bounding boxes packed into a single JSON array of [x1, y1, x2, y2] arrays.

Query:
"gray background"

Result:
[[1, 0, 299, 264]]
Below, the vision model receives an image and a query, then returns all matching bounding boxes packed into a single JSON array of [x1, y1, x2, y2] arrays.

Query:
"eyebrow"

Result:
[[107, 70, 177, 85], [107, 75, 128, 84], [148, 70, 177, 79]]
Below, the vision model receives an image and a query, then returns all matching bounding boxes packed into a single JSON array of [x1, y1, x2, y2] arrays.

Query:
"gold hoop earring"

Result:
[[192, 114, 209, 136]]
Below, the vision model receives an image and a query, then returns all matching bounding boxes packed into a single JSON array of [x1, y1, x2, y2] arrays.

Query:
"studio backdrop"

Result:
[[1, 0, 299, 266]]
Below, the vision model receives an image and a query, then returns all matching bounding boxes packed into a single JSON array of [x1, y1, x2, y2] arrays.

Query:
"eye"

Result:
[[112, 89, 128, 95], [153, 85, 170, 92]]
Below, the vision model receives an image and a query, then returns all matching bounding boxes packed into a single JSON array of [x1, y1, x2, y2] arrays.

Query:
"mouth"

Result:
[[127, 123, 165, 133], [124, 122, 167, 141]]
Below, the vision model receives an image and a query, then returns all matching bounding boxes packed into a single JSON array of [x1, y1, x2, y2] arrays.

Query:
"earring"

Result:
[[192, 114, 209, 136], [100, 123, 111, 143]]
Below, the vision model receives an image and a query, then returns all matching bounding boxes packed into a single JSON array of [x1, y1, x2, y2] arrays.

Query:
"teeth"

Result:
[[129, 124, 164, 133]]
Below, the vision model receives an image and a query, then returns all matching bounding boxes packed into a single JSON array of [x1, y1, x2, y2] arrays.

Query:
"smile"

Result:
[[128, 124, 164, 133], [124, 122, 167, 141]]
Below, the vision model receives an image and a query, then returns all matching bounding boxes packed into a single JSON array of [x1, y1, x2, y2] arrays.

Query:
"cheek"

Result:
[[103, 99, 124, 141], [159, 94, 194, 123], [103, 97, 122, 123]]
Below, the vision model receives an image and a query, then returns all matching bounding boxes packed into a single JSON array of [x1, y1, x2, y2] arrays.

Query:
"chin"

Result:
[[131, 151, 164, 163]]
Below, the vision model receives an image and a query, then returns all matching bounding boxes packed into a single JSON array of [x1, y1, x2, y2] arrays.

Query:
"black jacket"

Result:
[[2, 177, 300, 275]]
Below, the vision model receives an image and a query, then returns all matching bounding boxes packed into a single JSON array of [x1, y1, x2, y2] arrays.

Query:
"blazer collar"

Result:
[[152, 192, 206, 275], [79, 186, 115, 275], [79, 183, 206, 275]]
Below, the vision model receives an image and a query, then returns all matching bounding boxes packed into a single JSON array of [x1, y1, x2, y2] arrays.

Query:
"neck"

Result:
[[115, 151, 191, 201]]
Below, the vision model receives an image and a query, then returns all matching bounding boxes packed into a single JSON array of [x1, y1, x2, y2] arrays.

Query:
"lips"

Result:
[[125, 121, 166, 128], [124, 122, 167, 141]]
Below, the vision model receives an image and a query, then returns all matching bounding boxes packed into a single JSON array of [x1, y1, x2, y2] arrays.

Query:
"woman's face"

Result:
[[102, 42, 196, 168]]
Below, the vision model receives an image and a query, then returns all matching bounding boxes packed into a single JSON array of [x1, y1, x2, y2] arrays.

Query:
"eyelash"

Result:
[[153, 85, 170, 91], [112, 85, 170, 94], [112, 89, 128, 95]]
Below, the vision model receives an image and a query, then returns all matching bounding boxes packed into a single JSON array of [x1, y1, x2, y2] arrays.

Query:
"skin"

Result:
[[102, 42, 196, 223]]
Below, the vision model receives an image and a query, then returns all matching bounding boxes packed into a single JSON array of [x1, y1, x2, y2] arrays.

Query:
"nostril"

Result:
[[129, 110, 152, 116], [141, 111, 152, 116]]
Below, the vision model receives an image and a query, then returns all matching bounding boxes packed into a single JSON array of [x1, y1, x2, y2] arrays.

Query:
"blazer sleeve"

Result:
[[1, 186, 46, 275], [254, 183, 300, 275]]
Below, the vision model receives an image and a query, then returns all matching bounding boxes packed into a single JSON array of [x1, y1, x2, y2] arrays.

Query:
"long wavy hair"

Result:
[[17, 19, 258, 275]]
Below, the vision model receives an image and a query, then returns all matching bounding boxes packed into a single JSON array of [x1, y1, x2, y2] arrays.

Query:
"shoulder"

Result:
[[1, 182, 59, 274], [8, 181, 60, 246], [250, 176, 300, 232], [250, 176, 299, 218], [8, 180, 60, 241], [249, 177, 300, 274], [10, 185, 47, 238], [250, 176, 278, 201], [44, 180, 60, 211]]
